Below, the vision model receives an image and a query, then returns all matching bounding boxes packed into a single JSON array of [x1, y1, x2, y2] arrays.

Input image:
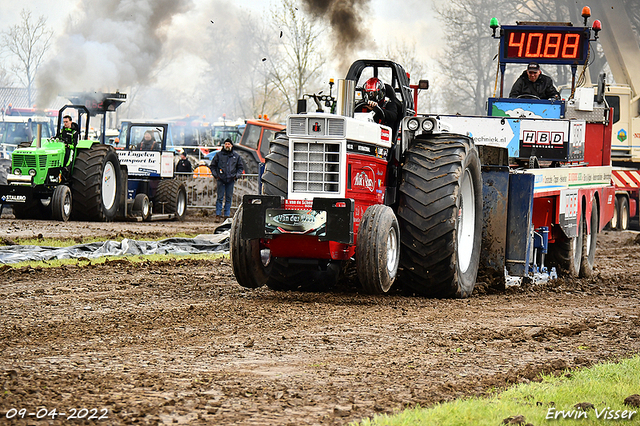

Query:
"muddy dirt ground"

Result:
[[0, 215, 639, 425]]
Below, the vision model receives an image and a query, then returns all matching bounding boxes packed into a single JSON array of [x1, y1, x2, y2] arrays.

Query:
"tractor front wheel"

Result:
[[133, 193, 151, 221], [51, 185, 72, 222], [357, 204, 400, 294]]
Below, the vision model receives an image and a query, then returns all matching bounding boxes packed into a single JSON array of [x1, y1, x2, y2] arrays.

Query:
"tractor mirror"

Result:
[[418, 80, 429, 90]]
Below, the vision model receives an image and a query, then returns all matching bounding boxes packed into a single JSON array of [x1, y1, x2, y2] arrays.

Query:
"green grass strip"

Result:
[[355, 356, 640, 425], [0, 252, 226, 270]]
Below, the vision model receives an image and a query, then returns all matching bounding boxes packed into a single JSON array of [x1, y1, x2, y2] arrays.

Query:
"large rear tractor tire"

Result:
[[51, 185, 72, 222], [397, 135, 483, 298], [261, 134, 289, 197], [548, 214, 583, 277], [357, 204, 400, 294], [70, 144, 121, 221], [579, 198, 598, 278], [231, 204, 272, 288], [153, 179, 187, 221]]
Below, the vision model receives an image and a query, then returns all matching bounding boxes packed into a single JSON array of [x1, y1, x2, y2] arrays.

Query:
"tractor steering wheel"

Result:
[[516, 94, 540, 100], [354, 100, 371, 114]]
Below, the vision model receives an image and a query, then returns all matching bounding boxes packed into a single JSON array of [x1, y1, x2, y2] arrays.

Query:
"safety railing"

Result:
[[174, 171, 261, 213]]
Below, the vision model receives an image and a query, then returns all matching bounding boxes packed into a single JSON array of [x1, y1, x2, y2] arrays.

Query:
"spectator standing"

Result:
[[210, 138, 244, 222], [175, 152, 193, 173]]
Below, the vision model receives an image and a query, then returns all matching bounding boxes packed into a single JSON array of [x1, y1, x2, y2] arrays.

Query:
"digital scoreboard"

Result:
[[499, 26, 591, 65]]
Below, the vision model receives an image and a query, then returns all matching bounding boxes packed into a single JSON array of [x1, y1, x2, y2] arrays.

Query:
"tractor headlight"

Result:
[[14, 169, 22, 175], [407, 118, 419, 131], [422, 118, 436, 132], [29, 169, 37, 177]]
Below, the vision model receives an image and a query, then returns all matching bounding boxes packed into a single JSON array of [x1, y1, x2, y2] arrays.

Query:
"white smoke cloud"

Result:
[[36, 0, 193, 108]]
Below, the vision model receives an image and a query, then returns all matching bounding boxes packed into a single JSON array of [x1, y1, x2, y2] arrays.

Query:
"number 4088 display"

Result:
[[504, 29, 587, 61]]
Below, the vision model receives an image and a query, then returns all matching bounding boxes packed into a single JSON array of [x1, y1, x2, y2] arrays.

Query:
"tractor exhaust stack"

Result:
[[36, 124, 42, 148], [336, 79, 355, 118]]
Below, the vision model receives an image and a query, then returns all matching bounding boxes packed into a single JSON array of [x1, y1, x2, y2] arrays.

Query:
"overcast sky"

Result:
[[0, 0, 443, 70], [0, 0, 442, 118]]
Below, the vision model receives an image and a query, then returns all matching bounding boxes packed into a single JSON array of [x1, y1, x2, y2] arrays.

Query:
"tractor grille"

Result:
[[288, 117, 345, 137], [291, 142, 341, 193], [12, 154, 38, 169], [48, 159, 61, 168]]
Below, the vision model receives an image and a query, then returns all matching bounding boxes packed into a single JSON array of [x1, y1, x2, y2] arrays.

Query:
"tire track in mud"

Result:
[[1, 233, 639, 424]]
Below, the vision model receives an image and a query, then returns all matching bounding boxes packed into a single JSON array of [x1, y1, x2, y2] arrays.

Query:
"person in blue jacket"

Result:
[[210, 138, 244, 222]]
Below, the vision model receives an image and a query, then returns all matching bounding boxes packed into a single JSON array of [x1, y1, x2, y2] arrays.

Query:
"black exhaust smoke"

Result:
[[301, 0, 372, 73]]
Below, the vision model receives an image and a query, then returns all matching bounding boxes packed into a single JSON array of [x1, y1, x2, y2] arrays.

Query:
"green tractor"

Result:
[[0, 105, 122, 221]]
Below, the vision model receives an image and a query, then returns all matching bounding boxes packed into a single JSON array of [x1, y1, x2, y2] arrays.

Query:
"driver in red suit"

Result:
[[357, 77, 398, 128], [509, 62, 560, 99]]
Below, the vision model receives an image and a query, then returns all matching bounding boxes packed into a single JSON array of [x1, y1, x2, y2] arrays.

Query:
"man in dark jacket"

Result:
[[210, 138, 244, 222], [175, 152, 192, 173], [509, 62, 560, 99]]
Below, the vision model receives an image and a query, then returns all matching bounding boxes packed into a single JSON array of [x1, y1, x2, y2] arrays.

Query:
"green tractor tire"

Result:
[[70, 144, 121, 221]]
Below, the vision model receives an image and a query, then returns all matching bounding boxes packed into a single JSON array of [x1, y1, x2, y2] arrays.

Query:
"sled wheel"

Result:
[[608, 196, 618, 230], [549, 213, 583, 277], [397, 134, 482, 298], [356, 204, 400, 294], [618, 196, 629, 231], [579, 197, 598, 278]]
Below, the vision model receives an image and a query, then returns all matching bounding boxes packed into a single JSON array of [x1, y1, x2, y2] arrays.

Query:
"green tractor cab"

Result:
[[0, 105, 123, 222]]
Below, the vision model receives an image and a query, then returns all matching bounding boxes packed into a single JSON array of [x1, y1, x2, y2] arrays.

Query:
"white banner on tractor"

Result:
[[117, 151, 174, 178]]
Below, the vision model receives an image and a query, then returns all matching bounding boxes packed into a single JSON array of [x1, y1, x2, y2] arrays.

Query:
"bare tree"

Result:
[[0, 66, 12, 87], [435, 0, 521, 114], [378, 40, 443, 114], [194, 7, 288, 122], [267, 0, 327, 115], [1, 9, 53, 106]]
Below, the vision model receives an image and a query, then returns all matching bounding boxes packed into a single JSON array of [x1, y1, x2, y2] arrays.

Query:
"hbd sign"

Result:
[[522, 130, 564, 146], [518, 119, 584, 162]]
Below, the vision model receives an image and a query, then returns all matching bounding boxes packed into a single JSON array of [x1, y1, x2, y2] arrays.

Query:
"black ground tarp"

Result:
[[0, 234, 229, 264]]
